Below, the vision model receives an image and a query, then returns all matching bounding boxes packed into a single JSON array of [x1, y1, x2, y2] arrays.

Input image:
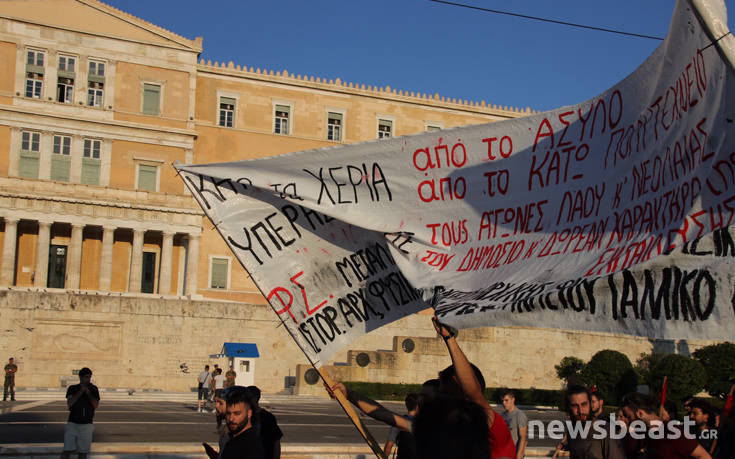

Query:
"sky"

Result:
[[104, 0, 735, 113]]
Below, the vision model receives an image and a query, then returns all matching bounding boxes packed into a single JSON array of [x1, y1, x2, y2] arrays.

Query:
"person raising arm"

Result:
[[432, 315, 516, 459]]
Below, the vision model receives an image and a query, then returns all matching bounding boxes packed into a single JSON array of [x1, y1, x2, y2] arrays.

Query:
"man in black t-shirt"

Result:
[[220, 387, 264, 459], [61, 367, 100, 459], [248, 385, 283, 459]]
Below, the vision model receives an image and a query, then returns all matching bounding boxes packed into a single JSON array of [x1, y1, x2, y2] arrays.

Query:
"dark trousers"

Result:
[[3, 378, 14, 400]]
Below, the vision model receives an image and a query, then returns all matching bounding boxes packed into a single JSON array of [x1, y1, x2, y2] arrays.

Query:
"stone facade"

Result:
[[295, 319, 719, 396], [3, 288, 716, 393]]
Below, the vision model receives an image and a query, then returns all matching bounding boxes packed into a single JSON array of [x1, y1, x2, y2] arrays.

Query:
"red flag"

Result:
[[659, 376, 668, 405]]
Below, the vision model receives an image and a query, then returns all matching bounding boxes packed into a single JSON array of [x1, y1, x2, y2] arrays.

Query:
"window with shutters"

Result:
[[142, 83, 161, 115], [137, 163, 158, 192], [89, 60, 105, 77], [327, 112, 343, 141], [81, 138, 101, 185], [58, 55, 75, 72], [210, 257, 229, 289], [274, 104, 290, 135], [51, 135, 71, 182], [25, 49, 45, 99], [87, 60, 105, 107], [218, 96, 235, 127], [27, 49, 44, 67], [19, 131, 41, 178], [378, 119, 393, 139], [87, 84, 103, 107], [57, 55, 76, 104]]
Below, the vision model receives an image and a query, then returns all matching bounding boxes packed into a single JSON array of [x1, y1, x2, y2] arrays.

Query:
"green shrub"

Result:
[[693, 342, 735, 399], [580, 350, 638, 405], [650, 354, 707, 403], [345, 382, 423, 401], [635, 351, 667, 388], [555, 356, 585, 382]]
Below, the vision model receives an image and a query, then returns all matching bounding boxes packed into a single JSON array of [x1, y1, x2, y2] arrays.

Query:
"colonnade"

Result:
[[0, 217, 200, 295]]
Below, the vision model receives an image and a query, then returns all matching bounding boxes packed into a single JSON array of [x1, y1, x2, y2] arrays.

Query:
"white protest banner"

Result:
[[176, 0, 735, 365]]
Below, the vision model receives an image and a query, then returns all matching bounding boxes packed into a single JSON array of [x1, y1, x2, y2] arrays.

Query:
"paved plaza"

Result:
[[0, 397, 563, 448]]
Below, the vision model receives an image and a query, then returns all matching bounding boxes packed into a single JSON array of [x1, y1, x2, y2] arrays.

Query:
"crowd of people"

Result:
[[5, 316, 733, 459], [327, 316, 520, 459], [327, 316, 735, 459], [551, 384, 735, 459], [197, 363, 238, 413]]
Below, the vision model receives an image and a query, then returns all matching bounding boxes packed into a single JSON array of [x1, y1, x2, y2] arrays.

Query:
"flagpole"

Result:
[[319, 367, 388, 459], [176, 167, 387, 459], [658, 375, 668, 418]]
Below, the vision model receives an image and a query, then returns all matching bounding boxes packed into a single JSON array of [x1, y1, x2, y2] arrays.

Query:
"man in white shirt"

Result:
[[213, 368, 226, 398], [198, 365, 212, 413]]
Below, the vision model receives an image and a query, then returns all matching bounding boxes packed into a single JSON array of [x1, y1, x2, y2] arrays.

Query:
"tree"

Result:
[[635, 351, 667, 388], [580, 350, 638, 405], [650, 354, 707, 404], [555, 356, 585, 383], [693, 342, 735, 399]]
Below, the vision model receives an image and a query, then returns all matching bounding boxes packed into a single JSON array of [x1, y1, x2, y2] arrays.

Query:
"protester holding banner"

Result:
[[329, 380, 490, 459], [328, 316, 517, 458], [328, 381, 414, 433], [413, 394, 491, 459], [432, 316, 516, 459]]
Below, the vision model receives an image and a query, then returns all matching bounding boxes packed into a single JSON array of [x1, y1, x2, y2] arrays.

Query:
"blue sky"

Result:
[[105, 0, 734, 112]]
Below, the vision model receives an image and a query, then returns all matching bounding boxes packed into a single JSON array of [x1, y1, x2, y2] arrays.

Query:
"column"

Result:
[[128, 229, 144, 293], [34, 220, 52, 287], [185, 233, 199, 296], [98, 226, 115, 291], [67, 223, 84, 290], [0, 218, 19, 286], [159, 231, 174, 295]]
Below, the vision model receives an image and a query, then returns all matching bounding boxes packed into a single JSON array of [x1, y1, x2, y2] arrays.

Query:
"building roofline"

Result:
[[78, 0, 202, 52], [197, 59, 536, 117]]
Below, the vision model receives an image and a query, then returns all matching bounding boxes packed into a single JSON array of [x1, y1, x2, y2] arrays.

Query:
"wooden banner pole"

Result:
[[318, 367, 387, 459]]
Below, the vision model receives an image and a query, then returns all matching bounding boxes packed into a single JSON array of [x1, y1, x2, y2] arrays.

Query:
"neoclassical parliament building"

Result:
[[0, 0, 686, 393]]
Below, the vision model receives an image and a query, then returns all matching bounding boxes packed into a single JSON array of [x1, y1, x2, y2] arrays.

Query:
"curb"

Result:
[[3, 391, 322, 403], [0, 443, 564, 458], [10, 390, 561, 411]]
